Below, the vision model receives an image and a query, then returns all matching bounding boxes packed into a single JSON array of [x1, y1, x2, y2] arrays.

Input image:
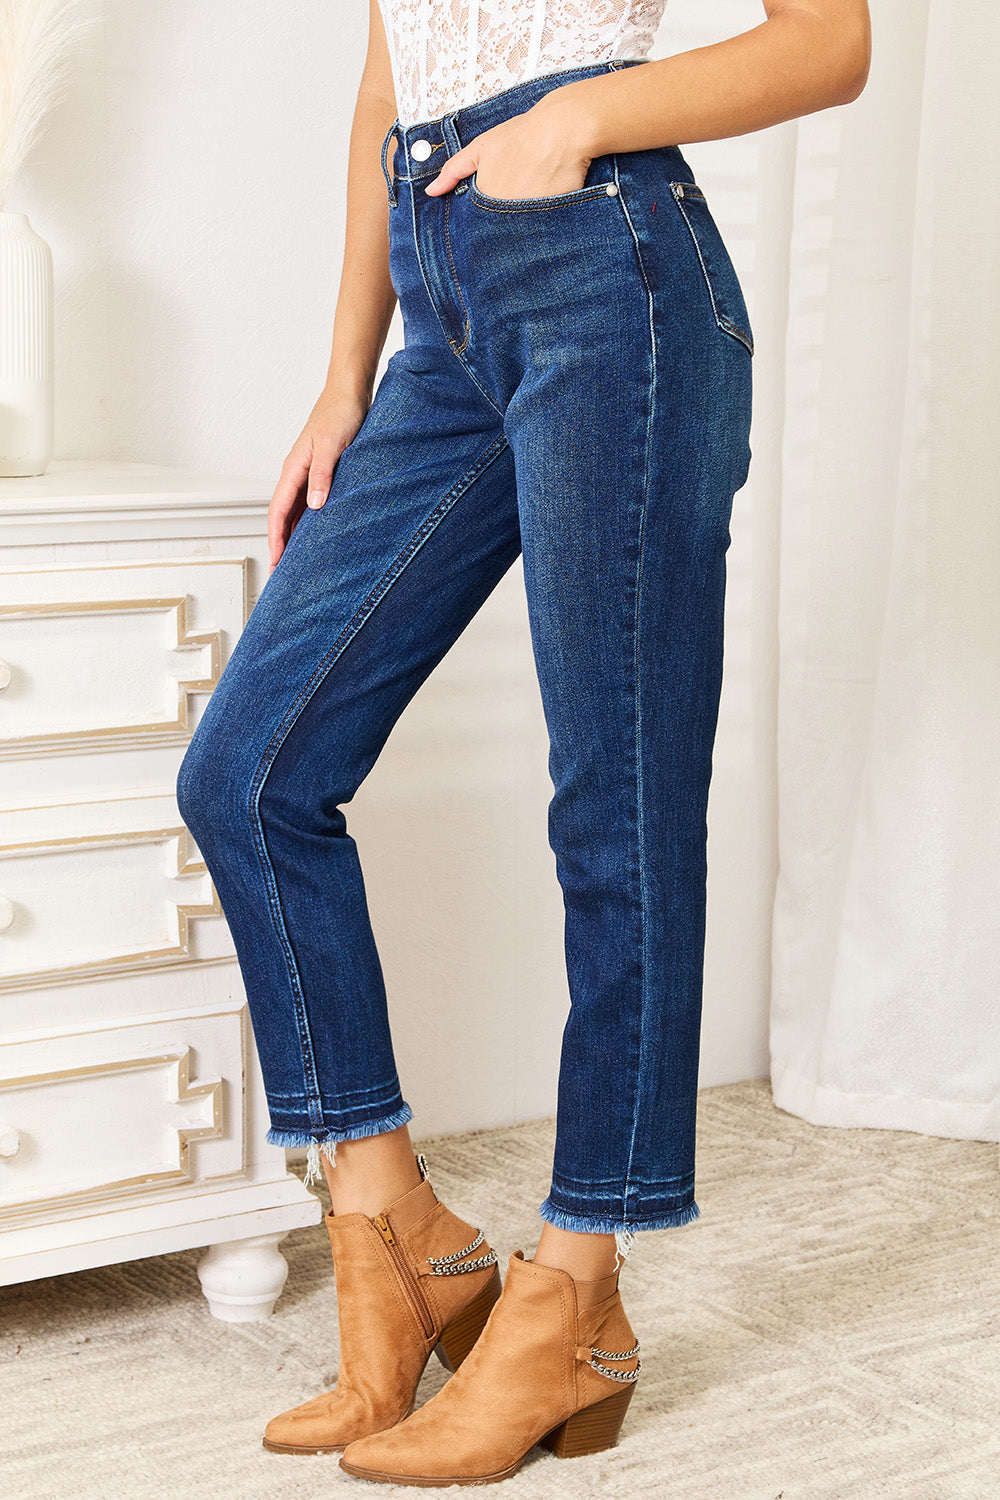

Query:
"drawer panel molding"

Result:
[[0, 557, 248, 754], [0, 797, 234, 988], [0, 463, 319, 1319], [0, 1004, 246, 1216]]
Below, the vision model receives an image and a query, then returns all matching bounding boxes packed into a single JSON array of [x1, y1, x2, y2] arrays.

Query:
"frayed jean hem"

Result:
[[538, 1194, 701, 1266], [267, 1101, 414, 1187]]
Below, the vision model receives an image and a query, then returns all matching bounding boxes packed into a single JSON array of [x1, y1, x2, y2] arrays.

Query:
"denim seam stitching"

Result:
[[270, 1097, 407, 1126], [549, 1168, 695, 1190], [267, 1079, 401, 1103], [381, 121, 399, 207], [442, 192, 471, 353], [269, 1101, 404, 1125], [405, 169, 503, 415], [614, 175, 658, 1224], [468, 182, 614, 214], [246, 431, 513, 1119], [450, 347, 505, 417], [315, 1099, 405, 1119], [669, 183, 754, 356]]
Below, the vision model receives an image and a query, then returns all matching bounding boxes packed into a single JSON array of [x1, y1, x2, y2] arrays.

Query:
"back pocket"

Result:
[[669, 182, 754, 356]]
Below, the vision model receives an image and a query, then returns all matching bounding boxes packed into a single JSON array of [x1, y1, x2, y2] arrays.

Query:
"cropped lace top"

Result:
[[377, 0, 668, 127]]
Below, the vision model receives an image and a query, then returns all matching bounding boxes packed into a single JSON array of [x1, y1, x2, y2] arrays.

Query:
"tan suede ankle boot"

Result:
[[338, 1248, 641, 1485], [262, 1156, 501, 1455]]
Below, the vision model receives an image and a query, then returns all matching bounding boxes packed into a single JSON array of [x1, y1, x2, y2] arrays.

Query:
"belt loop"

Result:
[[381, 120, 399, 207], [442, 111, 462, 156]]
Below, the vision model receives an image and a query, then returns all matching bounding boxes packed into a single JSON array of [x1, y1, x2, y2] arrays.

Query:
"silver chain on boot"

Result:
[[587, 1341, 642, 1382], [427, 1228, 498, 1276], [416, 1151, 499, 1276]]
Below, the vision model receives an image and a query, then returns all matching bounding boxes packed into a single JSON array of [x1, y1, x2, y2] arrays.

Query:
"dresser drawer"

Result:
[[0, 795, 233, 990], [0, 465, 317, 1317], [0, 558, 247, 753], [0, 1003, 247, 1218]]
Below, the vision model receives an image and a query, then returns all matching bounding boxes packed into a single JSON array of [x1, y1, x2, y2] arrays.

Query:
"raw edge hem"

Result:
[[538, 1193, 700, 1263], [267, 1102, 414, 1187]]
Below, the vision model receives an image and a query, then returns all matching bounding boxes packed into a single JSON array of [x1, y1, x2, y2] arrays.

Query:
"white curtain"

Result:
[[763, 0, 1000, 1140]]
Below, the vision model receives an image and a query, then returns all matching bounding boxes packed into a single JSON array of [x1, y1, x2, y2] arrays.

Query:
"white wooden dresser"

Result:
[[0, 460, 320, 1319]]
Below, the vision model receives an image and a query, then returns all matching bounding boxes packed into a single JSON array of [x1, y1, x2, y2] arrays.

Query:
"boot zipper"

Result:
[[373, 1212, 435, 1339]]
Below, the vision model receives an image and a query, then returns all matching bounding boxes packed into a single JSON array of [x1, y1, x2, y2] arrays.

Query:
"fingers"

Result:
[[424, 146, 476, 196], [266, 394, 367, 573], [306, 458, 334, 511], [267, 434, 344, 572], [267, 459, 307, 572]]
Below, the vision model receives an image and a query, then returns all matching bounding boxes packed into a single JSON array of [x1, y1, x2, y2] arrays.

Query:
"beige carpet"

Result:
[[3, 1078, 998, 1500]]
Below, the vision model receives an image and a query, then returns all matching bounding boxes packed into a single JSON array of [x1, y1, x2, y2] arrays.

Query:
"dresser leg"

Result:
[[197, 1232, 290, 1321]]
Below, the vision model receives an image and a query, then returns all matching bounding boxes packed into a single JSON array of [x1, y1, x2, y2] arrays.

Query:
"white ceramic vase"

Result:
[[0, 210, 55, 477]]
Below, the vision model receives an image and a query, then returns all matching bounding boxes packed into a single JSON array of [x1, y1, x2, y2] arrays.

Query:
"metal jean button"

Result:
[[410, 138, 433, 162]]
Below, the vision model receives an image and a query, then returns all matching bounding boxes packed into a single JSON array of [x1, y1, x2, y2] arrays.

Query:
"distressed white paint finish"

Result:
[[0, 462, 319, 1315]]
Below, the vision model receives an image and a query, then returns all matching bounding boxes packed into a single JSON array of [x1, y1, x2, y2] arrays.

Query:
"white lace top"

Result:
[[377, 0, 668, 128]]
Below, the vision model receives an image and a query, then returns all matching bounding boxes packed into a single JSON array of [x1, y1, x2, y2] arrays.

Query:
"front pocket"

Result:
[[669, 182, 754, 355], [468, 157, 621, 214]]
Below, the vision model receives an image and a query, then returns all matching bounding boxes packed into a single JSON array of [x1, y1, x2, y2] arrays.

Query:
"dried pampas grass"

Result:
[[0, 0, 96, 208]]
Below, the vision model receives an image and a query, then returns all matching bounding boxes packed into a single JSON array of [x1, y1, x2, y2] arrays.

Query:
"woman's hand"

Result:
[[423, 95, 593, 202], [267, 384, 370, 572]]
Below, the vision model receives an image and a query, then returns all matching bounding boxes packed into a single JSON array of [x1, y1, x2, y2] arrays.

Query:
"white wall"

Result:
[[11, 0, 779, 1136]]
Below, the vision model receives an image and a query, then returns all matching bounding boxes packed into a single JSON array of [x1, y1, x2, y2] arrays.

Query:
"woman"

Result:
[[177, 0, 870, 1485]]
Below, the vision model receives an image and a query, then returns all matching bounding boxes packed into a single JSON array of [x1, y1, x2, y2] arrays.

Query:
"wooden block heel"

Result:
[[433, 1266, 502, 1371], [539, 1380, 637, 1459]]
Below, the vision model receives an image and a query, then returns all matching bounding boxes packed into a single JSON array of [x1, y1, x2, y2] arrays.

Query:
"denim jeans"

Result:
[[176, 59, 753, 1248]]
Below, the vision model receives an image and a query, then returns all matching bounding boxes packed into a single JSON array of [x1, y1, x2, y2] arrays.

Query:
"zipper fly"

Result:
[[374, 1212, 435, 1339]]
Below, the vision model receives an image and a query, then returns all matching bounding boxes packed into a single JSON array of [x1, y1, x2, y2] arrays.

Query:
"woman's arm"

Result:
[[324, 0, 399, 404], [268, 0, 398, 568], [426, 0, 871, 202], [555, 0, 872, 154]]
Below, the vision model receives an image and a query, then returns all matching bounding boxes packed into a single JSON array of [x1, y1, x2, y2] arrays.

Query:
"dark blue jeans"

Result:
[[176, 59, 753, 1249]]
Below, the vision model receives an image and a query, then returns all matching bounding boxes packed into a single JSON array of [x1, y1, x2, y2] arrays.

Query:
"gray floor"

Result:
[[3, 1078, 998, 1499]]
